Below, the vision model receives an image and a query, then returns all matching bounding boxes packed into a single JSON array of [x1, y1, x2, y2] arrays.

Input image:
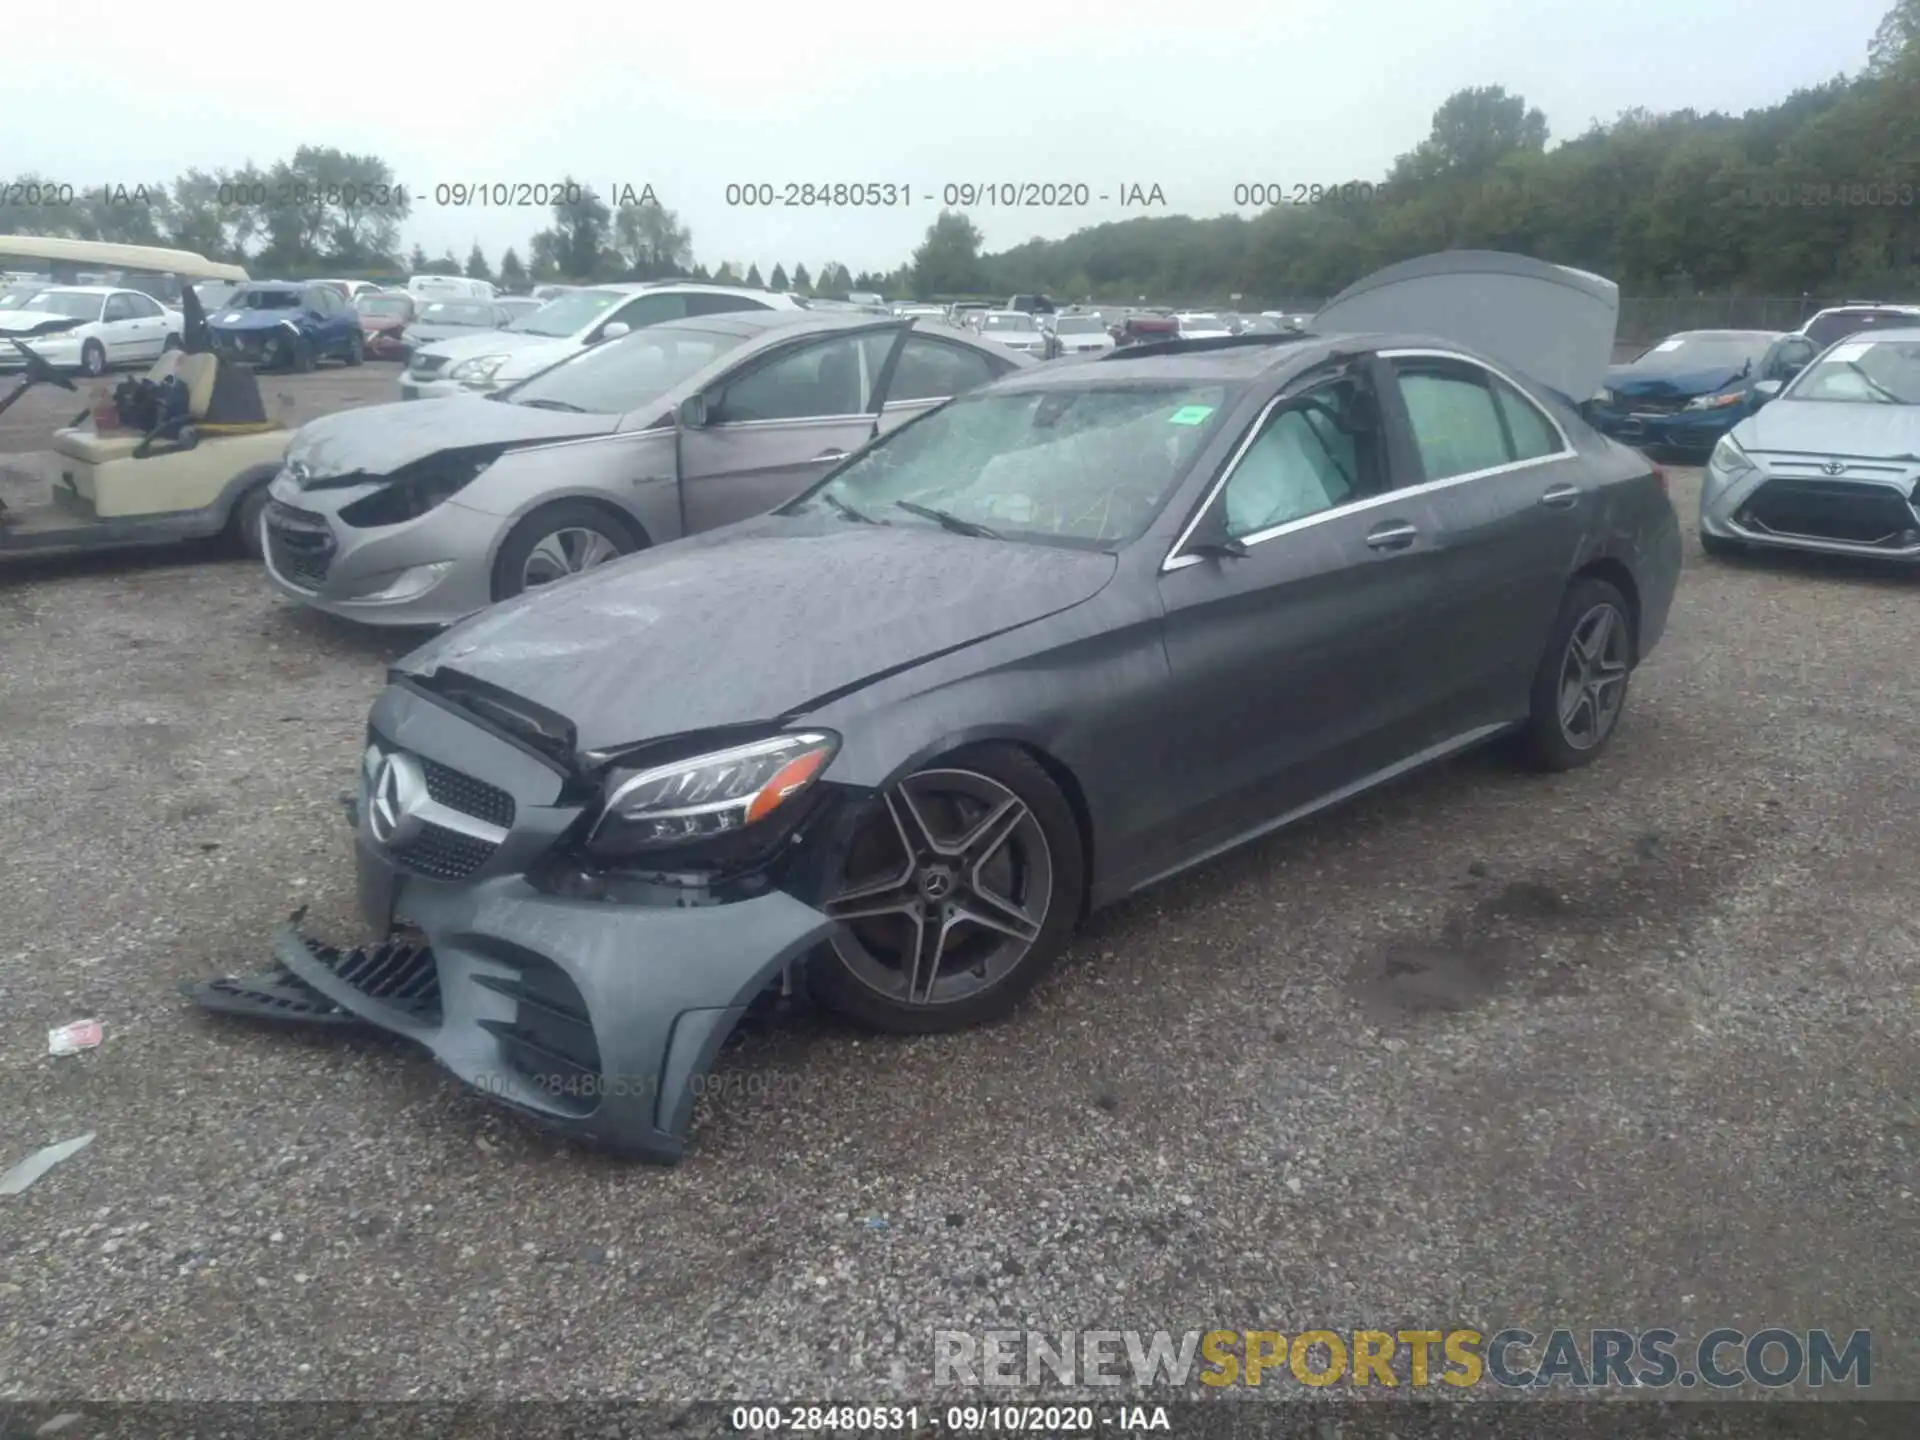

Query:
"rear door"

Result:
[[121, 291, 170, 359], [1156, 355, 1465, 855], [677, 323, 910, 531], [1378, 349, 1593, 732], [873, 331, 1011, 434]]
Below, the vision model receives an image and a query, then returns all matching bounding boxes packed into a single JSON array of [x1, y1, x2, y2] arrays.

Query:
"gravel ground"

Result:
[[1, 444, 1916, 1406]]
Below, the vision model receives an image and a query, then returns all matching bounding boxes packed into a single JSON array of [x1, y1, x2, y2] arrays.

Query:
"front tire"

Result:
[[489, 500, 641, 602], [811, 744, 1086, 1034], [230, 484, 270, 561], [1518, 577, 1636, 773], [288, 336, 316, 373], [80, 340, 107, 377]]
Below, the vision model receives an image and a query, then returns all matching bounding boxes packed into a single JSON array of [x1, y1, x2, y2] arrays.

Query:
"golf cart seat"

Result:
[[54, 352, 282, 465]]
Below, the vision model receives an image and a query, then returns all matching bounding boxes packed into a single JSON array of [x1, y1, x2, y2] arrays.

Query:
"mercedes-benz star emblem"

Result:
[[367, 752, 428, 847], [1821, 460, 1847, 475]]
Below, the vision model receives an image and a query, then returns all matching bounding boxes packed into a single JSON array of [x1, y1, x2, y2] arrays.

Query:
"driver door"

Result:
[[676, 323, 910, 532], [1155, 356, 1461, 855]]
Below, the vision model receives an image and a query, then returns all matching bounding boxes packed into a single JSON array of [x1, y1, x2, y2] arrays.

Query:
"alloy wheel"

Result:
[[1557, 602, 1630, 749], [826, 768, 1054, 1007], [520, 526, 623, 588]]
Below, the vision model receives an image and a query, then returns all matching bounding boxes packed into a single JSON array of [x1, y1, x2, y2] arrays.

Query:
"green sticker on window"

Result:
[[1167, 405, 1215, 426]]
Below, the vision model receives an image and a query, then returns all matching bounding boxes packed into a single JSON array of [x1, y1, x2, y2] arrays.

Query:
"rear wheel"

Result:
[[811, 744, 1085, 1033], [489, 500, 642, 602], [342, 330, 364, 366], [1518, 577, 1636, 772], [162, 332, 182, 352]]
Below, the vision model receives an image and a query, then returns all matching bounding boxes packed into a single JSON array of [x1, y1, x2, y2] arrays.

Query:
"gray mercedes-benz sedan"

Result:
[[201, 251, 1681, 1163], [1700, 327, 1920, 562], [259, 311, 1028, 625]]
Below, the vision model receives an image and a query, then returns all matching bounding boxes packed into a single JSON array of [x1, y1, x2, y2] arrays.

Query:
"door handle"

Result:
[[815, 449, 847, 460], [1538, 483, 1580, 509], [1365, 521, 1418, 551]]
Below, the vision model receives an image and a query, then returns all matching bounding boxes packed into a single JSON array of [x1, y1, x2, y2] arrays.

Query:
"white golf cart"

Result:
[[0, 237, 293, 559]]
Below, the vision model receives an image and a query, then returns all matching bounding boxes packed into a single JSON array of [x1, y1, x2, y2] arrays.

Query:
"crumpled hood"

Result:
[[286, 395, 616, 479], [1605, 363, 1748, 399], [398, 515, 1120, 754], [1734, 400, 1920, 459], [0, 310, 84, 335]]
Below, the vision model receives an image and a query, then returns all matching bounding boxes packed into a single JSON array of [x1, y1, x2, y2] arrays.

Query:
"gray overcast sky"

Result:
[[11, 0, 1893, 274]]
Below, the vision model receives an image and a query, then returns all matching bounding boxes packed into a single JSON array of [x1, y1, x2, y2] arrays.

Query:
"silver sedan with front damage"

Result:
[[260, 311, 1028, 624], [1700, 328, 1920, 562]]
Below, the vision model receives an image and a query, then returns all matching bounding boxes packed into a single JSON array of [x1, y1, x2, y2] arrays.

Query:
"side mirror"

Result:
[[1752, 378, 1783, 401], [677, 394, 709, 429], [599, 321, 631, 342], [1182, 508, 1249, 561]]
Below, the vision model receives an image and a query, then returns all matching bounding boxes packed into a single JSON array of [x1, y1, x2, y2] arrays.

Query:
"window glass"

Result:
[[125, 292, 164, 317], [1490, 374, 1561, 461], [606, 293, 689, 331], [684, 292, 770, 316], [799, 382, 1236, 547], [103, 294, 137, 321], [1222, 405, 1358, 537], [1802, 309, 1918, 349], [1395, 368, 1511, 480], [504, 325, 749, 414], [886, 335, 998, 402], [716, 335, 869, 420]]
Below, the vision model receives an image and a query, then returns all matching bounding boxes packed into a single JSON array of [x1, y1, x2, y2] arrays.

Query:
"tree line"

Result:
[[6, 1, 1918, 303]]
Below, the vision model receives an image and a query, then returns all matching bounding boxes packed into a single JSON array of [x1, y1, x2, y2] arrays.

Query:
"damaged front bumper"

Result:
[[196, 680, 839, 1163]]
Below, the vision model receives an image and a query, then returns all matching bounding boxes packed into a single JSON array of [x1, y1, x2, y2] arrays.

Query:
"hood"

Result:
[[1734, 399, 1920, 460], [406, 320, 501, 344], [412, 329, 565, 366], [0, 310, 86, 336], [397, 516, 1119, 755], [1315, 249, 1619, 402], [1605, 362, 1750, 400], [286, 394, 617, 479]]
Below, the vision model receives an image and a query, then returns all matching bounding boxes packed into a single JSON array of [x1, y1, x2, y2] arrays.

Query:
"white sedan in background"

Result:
[[972, 309, 1051, 359], [1174, 311, 1234, 339], [0, 285, 183, 376], [1050, 313, 1117, 357]]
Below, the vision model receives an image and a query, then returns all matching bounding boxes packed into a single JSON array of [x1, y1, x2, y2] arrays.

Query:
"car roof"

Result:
[[1659, 329, 1780, 341], [37, 284, 124, 296], [985, 330, 1543, 389], [1809, 303, 1920, 314], [1820, 325, 1920, 343]]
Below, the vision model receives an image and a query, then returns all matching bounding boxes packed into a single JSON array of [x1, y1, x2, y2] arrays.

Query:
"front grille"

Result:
[[1741, 478, 1919, 546], [264, 499, 335, 589], [1620, 394, 1690, 415], [421, 755, 516, 828], [300, 933, 442, 1023], [474, 957, 603, 1116], [390, 821, 496, 881]]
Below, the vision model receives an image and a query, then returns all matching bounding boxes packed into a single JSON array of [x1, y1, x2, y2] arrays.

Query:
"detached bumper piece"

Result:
[[185, 924, 442, 1028]]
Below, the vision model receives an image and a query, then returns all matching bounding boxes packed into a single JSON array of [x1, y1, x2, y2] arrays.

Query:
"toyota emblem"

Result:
[[1821, 460, 1847, 475], [366, 751, 428, 847]]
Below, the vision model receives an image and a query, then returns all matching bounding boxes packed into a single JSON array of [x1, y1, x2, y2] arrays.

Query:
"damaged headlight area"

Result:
[[337, 449, 502, 527], [585, 731, 839, 863]]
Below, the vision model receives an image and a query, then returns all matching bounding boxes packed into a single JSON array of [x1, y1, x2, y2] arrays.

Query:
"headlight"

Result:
[[1707, 434, 1757, 481], [587, 732, 839, 856], [1685, 391, 1746, 410], [449, 354, 508, 382]]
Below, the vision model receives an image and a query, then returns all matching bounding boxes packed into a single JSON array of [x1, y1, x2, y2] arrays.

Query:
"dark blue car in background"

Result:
[[207, 281, 365, 371], [1589, 328, 1821, 458]]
